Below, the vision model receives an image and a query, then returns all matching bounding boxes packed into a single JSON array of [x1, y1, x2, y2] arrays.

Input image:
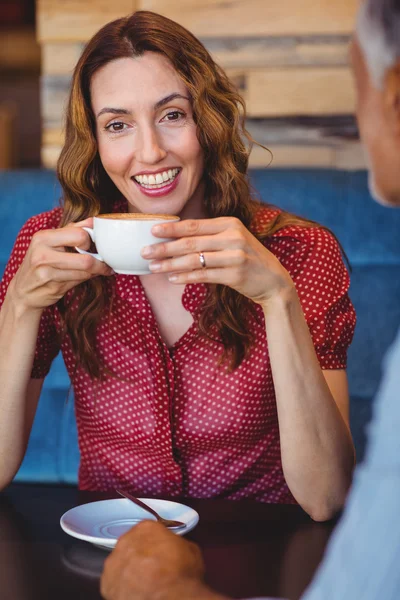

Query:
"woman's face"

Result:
[[91, 52, 205, 218]]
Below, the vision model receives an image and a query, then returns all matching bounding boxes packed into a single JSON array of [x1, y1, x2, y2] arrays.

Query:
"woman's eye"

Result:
[[105, 121, 127, 133], [162, 111, 184, 122]]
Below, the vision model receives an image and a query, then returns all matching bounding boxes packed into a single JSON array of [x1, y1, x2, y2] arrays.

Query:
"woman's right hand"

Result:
[[9, 218, 113, 312]]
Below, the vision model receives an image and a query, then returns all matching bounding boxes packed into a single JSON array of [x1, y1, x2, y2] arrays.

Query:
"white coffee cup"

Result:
[[75, 213, 180, 275]]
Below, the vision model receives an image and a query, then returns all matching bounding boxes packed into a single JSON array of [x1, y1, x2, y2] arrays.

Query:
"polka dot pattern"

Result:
[[0, 205, 356, 503]]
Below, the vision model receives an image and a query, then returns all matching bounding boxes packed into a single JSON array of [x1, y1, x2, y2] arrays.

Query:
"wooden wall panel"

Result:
[[139, 0, 358, 37], [37, 0, 136, 42], [246, 67, 355, 117], [36, 0, 363, 169], [41, 76, 70, 129], [41, 37, 351, 76], [0, 27, 40, 72], [249, 142, 365, 169], [42, 43, 84, 75], [207, 37, 350, 70], [0, 103, 17, 169]]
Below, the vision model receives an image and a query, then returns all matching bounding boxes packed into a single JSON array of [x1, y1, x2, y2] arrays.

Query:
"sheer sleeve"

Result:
[[0, 209, 63, 378], [266, 224, 356, 369]]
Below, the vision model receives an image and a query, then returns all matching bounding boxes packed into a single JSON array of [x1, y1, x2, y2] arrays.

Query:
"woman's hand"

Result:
[[141, 217, 294, 305], [9, 218, 113, 312]]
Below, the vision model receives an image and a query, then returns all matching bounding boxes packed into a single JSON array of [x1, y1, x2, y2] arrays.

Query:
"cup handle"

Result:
[[75, 226, 104, 262]]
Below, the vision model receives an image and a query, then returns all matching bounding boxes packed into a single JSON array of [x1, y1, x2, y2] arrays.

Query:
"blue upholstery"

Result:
[[1, 168, 399, 483]]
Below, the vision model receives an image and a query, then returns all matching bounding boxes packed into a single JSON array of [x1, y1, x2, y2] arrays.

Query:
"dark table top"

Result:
[[0, 483, 337, 600]]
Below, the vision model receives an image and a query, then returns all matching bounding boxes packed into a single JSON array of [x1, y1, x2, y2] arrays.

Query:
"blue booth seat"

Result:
[[1, 169, 399, 484]]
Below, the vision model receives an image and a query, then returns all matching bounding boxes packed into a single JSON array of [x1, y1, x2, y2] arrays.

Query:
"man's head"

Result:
[[352, 0, 400, 206]]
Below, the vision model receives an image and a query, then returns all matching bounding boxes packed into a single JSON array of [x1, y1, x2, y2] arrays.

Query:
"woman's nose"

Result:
[[135, 126, 167, 164]]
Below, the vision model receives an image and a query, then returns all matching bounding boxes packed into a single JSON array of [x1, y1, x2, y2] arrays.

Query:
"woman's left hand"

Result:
[[141, 217, 294, 305]]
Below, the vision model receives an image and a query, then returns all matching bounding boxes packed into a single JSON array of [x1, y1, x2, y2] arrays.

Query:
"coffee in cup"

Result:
[[75, 213, 180, 275]]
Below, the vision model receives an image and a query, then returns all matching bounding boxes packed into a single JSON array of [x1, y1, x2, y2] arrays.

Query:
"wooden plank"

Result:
[[249, 142, 366, 170], [42, 43, 84, 76], [249, 144, 334, 168], [139, 0, 358, 37], [42, 75, 71, 128], [246, 66, 355, 117], [41, 36, 351, 76], [245, 116, 358, 146], [334, 141, 366, 170], [207, 36, 350, 70], [0, 27, 40, 72], [41, 145, 61, 169], [0, 103, 17, 169], [37, 0, 136, 42], [42, 129, 65, 147]]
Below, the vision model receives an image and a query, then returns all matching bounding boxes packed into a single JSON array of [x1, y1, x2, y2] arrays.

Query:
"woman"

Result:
[[0, 11, 355, 520]]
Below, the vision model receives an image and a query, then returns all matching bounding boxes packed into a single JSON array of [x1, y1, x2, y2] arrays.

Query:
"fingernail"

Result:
[[141, 246, 153, 257], [152, 225, 163, 235], [149, 262, 161, 272]]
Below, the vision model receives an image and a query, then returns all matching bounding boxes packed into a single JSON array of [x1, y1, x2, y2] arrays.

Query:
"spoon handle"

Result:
[[116, 489, 160, 521]]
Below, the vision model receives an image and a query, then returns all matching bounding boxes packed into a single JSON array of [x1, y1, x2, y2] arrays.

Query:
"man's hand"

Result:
[[100, 520, 228, 600]]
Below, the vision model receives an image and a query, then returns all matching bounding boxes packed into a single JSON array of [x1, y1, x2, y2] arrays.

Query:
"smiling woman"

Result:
[[0, 11, 356, 520], [91, 54, 204, 213]]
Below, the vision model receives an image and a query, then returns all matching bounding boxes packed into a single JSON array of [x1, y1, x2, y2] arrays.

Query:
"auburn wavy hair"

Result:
[[57, 10, 323, 378]]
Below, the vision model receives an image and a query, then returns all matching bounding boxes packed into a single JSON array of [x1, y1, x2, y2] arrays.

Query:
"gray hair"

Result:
[[356, 0, 400, 88]]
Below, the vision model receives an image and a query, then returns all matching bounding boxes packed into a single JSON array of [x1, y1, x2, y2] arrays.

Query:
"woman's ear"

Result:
[[384, 62, 400, 135]]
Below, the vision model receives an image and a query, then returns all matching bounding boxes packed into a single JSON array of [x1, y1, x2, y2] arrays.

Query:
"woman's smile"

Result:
[[131, 167, 182, 197]]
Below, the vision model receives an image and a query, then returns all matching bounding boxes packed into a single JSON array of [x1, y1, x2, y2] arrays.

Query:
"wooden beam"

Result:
[[41, 145, 62, 169], [40, 36, 351, 76], [249, 144, 334, 168], [249, 142, 365, 169], [37, 0, 137, 43], [207, 36, 350, 70], [42, 43, 84, 76], [139, 0, 358, 37], [246, 66, 355, 117], [0, 103, 17, 169], [41, 76, 71, 128], [0, 27, 40, 72]]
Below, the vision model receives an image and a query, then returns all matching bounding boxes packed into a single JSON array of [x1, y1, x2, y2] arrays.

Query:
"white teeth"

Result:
[[133, 168, 180, 188]]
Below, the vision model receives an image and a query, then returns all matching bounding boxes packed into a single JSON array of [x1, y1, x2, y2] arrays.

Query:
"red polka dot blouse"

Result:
[[0, 205, 356, 503]]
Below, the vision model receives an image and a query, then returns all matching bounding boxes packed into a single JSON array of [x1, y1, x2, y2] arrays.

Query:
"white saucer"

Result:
[[60, 498, 199, 549]]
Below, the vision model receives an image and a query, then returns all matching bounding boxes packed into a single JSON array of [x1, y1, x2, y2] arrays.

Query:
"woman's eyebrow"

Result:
[[96, 107, 131, 118], [153, 93, 190, 110], [96, 94, 190, 119]]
